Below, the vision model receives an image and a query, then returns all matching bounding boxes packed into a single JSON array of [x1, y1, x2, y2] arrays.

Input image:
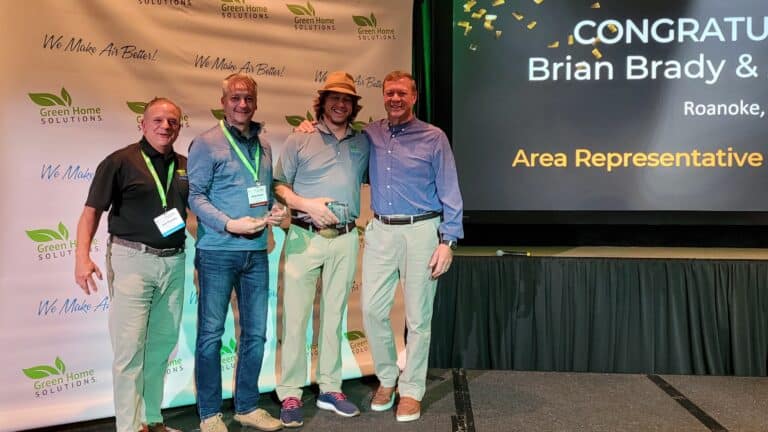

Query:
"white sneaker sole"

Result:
[[396, 411, 421, 422], [370, 394, 395, 412], [316, 400, 360, 417]]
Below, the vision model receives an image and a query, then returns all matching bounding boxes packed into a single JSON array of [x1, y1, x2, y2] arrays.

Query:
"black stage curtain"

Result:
[[430, 256, 768, 376]]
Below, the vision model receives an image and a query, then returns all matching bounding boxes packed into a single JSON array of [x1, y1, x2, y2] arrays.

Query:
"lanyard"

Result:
[[140, 150, 175, 210], [220, 120, 260, 182]]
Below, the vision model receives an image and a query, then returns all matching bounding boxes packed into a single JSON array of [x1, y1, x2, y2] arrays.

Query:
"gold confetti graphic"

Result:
[[457, 20, 473, 36], [471, 8, 487, 19], [484, 14, 497, 31], [457, 0, 610, 62]]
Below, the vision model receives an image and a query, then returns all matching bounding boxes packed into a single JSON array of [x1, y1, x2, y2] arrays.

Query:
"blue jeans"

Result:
[[195, 248, 269, 420]]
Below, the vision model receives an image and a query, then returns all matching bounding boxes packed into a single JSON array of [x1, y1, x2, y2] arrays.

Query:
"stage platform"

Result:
[[24, 369, 768, 432], [458, 246, 768, 260]]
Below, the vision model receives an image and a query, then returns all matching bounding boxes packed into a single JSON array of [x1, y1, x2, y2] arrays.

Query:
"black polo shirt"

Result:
[[86, 137, 188, 249]]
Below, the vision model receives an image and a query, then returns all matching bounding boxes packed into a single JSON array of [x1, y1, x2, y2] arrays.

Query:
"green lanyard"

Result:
[[220, 120, 260, 182], [140, 150, 175, 210]]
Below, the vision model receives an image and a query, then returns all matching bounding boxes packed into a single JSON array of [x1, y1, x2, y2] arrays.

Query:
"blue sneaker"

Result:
[[316, 392, 360, 417], [281, 397, 304, 428]]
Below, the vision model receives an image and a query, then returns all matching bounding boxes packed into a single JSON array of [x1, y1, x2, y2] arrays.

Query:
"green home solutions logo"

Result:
[[29, 87, 103, 126], [221, 337, 237, 372], [126, 101, 190, 130], [26, 222, 99, 262], [353, 12, 397, 40], [346, 330, 369, 355], [221, 0, 268, 20], [22, 357, 96, 399], [288, 1, 335, 31]]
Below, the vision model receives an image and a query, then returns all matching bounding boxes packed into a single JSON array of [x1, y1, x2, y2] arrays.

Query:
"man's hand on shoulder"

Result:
[[295, 119, 318, 133]]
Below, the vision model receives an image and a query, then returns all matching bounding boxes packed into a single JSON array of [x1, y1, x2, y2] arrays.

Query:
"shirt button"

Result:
[[386, 185, 390, 189], [388, 202, 392, 206], [386, 167, 390, 171], [388, 150, 391, 154]]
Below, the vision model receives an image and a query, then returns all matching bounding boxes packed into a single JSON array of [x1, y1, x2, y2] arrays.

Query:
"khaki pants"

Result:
[[107, 242, 185, 432], [276, 225, 359, 400], [361, 217, 439, 401]]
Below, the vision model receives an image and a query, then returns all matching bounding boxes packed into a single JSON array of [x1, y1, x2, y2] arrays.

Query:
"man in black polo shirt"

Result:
[[74, 97, 189, 432]]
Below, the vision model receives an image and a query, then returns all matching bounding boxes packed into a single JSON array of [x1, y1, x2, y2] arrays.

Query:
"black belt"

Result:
[[291, 219, 357, 234], [110, 236, 184, 257], [374, 211, 441, 225]]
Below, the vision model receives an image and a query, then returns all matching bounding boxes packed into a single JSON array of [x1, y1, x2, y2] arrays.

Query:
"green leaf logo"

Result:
[[127, 101, 147, 114], [58, 222, 69, 241], [25, 222, 69, 242], [211, 109, 225, 120], [22, 357, 66, 379], [351, 116, 373, 132], [61, 88, 72, 106], [220, 337, 237, 354], [287, 1, 315, 16], [285, 111, 314, 127], [353, 13, 377, 27], [28, 87, 72, 107], [345, 330, 366, 341]]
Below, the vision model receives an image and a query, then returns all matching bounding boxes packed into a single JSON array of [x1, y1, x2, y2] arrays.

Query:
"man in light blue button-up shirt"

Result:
[[363, 71, 464, 423]]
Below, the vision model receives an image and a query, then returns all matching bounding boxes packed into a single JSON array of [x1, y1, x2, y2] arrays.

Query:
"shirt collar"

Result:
[[317, 117, 356, 139], [387, 118, 415, 135], [140, 137, 175, 162], [224, 119, 262, 142]]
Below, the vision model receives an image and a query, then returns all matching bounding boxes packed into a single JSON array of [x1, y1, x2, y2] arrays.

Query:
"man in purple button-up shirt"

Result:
[[363, 71, 464, 423]]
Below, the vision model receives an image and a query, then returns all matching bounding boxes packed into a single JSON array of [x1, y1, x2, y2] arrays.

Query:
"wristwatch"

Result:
[[440, 239, 457, 250]]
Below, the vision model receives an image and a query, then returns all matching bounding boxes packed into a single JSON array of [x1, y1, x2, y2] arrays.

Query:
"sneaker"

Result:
[[280, 397, 304, 428], [316, 392, 360, 417], [370, 386, 396, 412], [200, 413, 228, 432], [234, 408, 282, 431], [396, 396, 421, 422]]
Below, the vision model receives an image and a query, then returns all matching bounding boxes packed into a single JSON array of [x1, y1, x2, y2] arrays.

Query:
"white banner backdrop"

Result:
[[0, 1, 412, 430]]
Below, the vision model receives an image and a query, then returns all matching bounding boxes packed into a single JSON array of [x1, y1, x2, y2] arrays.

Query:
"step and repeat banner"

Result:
[[0, 1, 412, 430]]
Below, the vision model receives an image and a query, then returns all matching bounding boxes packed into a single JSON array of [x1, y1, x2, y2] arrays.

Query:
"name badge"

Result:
[[154, 208, 185, 237], [247, 184, 268, 208]]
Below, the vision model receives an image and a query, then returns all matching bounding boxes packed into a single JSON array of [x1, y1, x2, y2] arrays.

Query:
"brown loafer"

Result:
[[370, 385, 396, 411], [396, 396, 421, 422]]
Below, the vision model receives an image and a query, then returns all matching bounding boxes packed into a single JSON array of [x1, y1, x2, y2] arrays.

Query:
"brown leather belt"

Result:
[[373, 211, 441, 225], [291, 219, 357, 239], [110, 236, 184, 257]]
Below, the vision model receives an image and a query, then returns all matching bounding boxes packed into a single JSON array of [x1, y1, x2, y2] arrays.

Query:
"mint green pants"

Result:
[[276, 225, 359, 400], [362, 217, 440, 401], [106, 242, 185, 432]]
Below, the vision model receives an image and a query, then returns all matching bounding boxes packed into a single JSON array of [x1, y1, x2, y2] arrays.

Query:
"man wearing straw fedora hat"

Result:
[[273, 71, 370, 428]]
